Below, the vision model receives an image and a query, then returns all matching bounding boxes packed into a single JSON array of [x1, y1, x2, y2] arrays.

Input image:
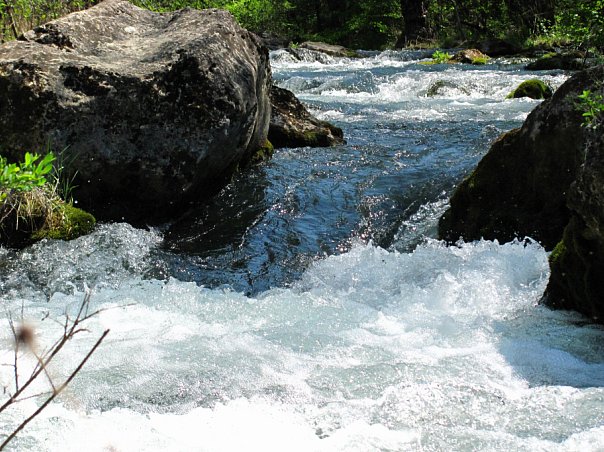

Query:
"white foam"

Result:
[[1, 240, 603, 450]]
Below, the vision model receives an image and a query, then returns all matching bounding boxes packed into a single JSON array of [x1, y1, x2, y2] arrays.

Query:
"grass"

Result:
[[0, 151, 95, 247]]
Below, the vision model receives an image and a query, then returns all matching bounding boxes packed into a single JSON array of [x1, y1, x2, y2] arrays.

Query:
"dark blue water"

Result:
[[158, 50, 567, 295]]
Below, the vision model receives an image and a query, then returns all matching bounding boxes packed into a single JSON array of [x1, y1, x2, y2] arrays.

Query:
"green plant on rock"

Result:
[[577, 89, 604, 127], [431, 50, 452, 64], [0, 151, 95, 247], [0, 152, 54, 200], [470, 56, 489, 65]]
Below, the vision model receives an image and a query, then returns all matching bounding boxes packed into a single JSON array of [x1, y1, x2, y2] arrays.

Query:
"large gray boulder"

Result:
[[0, 0, 271, 222]]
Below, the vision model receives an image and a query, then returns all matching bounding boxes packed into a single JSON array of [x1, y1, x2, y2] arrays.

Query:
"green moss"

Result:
[[33, 203, 96, 241], [507, 79, 553, 100], [1, 188, 95, 247], [471, 56, 489, 65], [248, 139, 274, 165], [549, 239, 567, 265], [302, 131, 320, 146]]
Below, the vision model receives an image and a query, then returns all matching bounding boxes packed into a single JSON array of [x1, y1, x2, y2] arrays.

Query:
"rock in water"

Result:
[[438, 68, 599, 250], [439, 64, 604, 321], [0, 0, 271, 223], [450, 49, 489, 65], [268, 85, 345, 148], [298, 41, 359, 58], [507, 79, 553, 100]]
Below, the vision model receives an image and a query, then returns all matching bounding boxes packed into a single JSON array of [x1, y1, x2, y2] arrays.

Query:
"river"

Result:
[[1, 49, 603, 451]]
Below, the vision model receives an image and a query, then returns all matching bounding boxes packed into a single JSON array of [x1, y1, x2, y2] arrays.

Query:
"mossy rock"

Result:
[[247, 139, 275, 165], [507, 79, 553, 100], [450, 49, 490, 65], [32, 203, 96, 241], [545, 107, 604, 321], [546, 215, 604, 321], [438, 64, 604, 321], [438, 125, 582, 249], [0, 189, 96, 248], [438, 64, 599, 249], [268, 85, 345, 148]]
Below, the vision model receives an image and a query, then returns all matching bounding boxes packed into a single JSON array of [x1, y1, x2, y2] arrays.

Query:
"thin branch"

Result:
[[11, 390, 54, 404], [32, 350, 56, 395], [7, 316, 19, 394], [0, 329, 110, 451]]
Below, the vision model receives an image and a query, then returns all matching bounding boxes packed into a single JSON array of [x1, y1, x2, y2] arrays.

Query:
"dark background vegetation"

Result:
[[0, 0, 603, 51]]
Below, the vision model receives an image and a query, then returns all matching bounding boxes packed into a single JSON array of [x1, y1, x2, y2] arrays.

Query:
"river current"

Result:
[[1, 50, 603, 451]]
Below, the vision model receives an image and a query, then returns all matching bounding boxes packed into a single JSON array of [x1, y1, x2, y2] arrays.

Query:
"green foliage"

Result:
[[431, 50, 451, 63], [543, 0, 604, 51], [0, 152, 55, 198], [0, 0, 97, 41], [577, 89, 604, 127], [1, 0, 602, 59], [470, 55, 489, 65], [0, 151, 95, 245]]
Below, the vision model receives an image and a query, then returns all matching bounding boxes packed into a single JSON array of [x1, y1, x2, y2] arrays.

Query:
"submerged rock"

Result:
[[526, 53, 598, 71], [426, 80, 470, 97], [0, 0, 271, 223], [507, 79, 553, 99], [298, 41, 360, 58], [439, 64, 604, 320], [280, 47, 337, 64], [268, 85, 345, 148]]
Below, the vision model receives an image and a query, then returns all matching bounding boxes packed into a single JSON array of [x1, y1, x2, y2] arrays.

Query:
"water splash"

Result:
[[1, 240, 603, 451]]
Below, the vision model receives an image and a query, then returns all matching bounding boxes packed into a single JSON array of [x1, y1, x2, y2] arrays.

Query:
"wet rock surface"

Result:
[[268, 85, 345, 148]]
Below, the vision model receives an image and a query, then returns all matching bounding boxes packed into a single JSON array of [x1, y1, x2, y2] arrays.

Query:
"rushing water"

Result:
[[1, 50, 603, 451]]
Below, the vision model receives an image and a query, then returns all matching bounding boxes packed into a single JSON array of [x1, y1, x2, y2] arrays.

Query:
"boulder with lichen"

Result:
[[0, 0, 271, 223]]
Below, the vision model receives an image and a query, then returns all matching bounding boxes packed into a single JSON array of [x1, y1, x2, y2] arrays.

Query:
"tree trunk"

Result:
[[401, 0, 428, 44], [506, 0, 555, 31]]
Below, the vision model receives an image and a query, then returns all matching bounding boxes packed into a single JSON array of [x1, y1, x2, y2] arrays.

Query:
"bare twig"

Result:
[[0, 329, 110, 450], [0, 290, 116, 449]]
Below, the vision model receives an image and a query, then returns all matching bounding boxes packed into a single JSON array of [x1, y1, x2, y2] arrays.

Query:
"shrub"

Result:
[[0, 152, 54, 200], [577, 89, 604, 127]]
